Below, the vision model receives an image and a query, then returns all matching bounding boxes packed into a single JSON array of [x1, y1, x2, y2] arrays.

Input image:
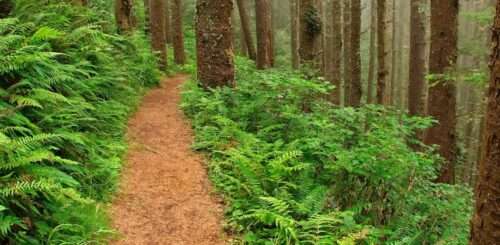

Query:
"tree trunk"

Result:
[[115, 0, 136, 34], [425, 0, 458, 184], [390, 0, 397, 106], [367, 0, 377, 104], [291, 0, 300, 69], [195, 0, 235, 88], [165, 0, 172, 44], [236, 0, 256, 61], [376, 0, 387, 104], [349, 0, 361, 107], [143, 0, 151, 34], [0, 0, 13, 18], [299, 0, 320, 63], [330, 0, 342, 104], [409, 0, 426, 115], [470, 1, 500, 242], [343, 0, 351, 105], [255, 0, 273, 69], [72, 0, 88, 6], [149, 0, 167, 70], [171, 0, 185, 64]]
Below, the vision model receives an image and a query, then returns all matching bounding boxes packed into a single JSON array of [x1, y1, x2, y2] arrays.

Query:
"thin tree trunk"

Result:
[[376, 0, 387, 104], [425, 0, 459, 184], [143, 0, 151, 34], [171, 0, 185, 64], [349, 0, 361, 107], [390, 0, 397, 106], [165, 0, 172, 44], [409, 0, 426, 116], [470, 0, 500, 242], [291, 0, 300, 69], [195, 0, 235, 88], [255, 0, 273, 69], [367, 0, 377, 104], [330, 0, 342, 104], [236, 0, 256, 61], [149, 0, 167, 70], [115, 0, 136, 34], [343, 0, 351, 105]]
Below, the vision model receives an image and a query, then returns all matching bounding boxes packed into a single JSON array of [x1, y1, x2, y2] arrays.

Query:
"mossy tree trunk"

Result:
[[115, 0, 136, 34]]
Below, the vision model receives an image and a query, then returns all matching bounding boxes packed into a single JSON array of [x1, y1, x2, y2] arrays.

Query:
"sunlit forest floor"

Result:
[[110, 75, 225, 244]]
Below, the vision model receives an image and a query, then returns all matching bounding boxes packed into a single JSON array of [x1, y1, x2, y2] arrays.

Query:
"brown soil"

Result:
[[110, 75, 226, 245]]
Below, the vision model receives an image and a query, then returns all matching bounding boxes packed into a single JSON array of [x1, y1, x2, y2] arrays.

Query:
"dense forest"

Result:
[[0, 0, 499, 244]]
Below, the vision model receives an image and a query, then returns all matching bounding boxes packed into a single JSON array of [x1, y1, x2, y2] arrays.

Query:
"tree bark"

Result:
[[165, 0, 172, 44], [330, 0, 342, 104], [299, 0, 320, 63], [236, 0, 256, 61], [195, 0, 235, 88], [343, 0, 351, 105], [171, 0, 185, 64], [367, 0, 377, 104], [149, 0, 167, 70], [115, 0, 136, 34], [470, 1, 500, 242], [349, 0, 361, 107], [376, 0, 387, 104], [255, 0, 273, 69], [291, 0, 300, 69], [425, 0, 458, 184]]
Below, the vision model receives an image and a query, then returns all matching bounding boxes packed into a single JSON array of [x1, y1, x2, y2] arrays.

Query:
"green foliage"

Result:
[[0, 0, 159, 243], [181, 57, 472, 244]]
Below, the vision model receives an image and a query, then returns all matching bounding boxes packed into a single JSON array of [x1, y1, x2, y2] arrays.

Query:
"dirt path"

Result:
[[111, 75, 225, 245]]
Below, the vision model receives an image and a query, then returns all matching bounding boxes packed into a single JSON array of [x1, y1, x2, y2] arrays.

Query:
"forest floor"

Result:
[[110, 75, 226, 245]]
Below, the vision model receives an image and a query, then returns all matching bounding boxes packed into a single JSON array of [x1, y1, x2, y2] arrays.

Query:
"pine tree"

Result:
[[349, 0, 361, 106], [115, 0, 136, 34], [376, 0, 387, 104]]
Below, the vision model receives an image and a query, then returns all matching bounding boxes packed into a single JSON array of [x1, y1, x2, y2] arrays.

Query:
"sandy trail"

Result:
[[111, 75, 225, 245]]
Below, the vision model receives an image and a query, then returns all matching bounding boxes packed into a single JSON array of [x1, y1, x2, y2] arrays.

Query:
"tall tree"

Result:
[[376, 0, 387, 104], [299, 0, 321, 64], [343, 0, 351, 105], [470, 1, 500, 242], [425, 0, 458, 184], [349, 0, 361, 106], [149, 0, 167, 69], [255, 0, 273, 69], [408, 0, 426, 115], [236, 0, 256, 61], [115, 0, 136, 34], [367, 0, 377, 104], [330, 0, 342, 104], [195, 0, 234, 88], [291, 0, 300, 69], [171, 0, 185, 64]]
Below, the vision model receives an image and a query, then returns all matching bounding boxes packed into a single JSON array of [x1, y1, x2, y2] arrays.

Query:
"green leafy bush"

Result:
[[181, 57, 472, 244], [0, 1, 159, 243]]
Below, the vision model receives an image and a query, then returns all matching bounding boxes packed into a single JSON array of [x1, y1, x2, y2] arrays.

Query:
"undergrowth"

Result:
[[0, 1, 159, 244], [181, 57, 472, 244]]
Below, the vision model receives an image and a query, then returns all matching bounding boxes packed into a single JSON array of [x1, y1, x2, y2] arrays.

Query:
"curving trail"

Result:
[[111, 75, 225, 245]]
